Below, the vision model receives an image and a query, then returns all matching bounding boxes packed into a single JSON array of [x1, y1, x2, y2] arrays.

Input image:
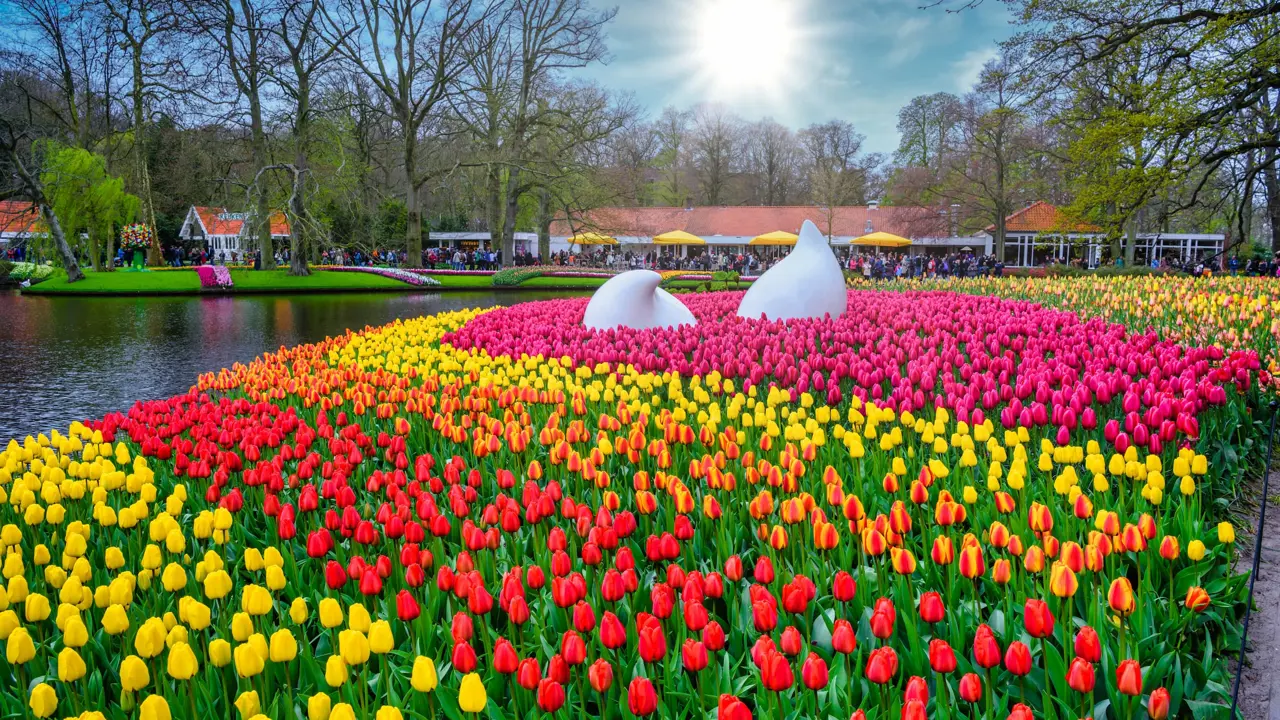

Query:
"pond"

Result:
[[0, 289, 589, 441]]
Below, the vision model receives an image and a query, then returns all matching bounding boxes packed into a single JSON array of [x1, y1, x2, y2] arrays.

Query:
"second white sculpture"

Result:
[[736, 219, 847, 321], [581, 270, 697, 331]]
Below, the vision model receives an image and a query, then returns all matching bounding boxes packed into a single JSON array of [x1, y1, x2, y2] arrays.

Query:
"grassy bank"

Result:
[[21, 268, 752, 296]]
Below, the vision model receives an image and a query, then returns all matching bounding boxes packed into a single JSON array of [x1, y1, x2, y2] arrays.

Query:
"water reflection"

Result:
[[0, 290, 586, 441]]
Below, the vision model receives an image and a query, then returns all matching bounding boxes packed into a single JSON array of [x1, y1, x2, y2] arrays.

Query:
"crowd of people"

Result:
[[848, 252, 1004, 280]]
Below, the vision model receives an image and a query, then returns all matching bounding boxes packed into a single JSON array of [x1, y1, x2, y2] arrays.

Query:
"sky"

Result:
[[576, 0, 1016, 155]]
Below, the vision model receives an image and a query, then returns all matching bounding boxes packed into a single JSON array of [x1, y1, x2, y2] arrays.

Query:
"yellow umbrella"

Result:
[[652, 230, 706, 245], [749, 230, 798, 246], [571, 232, 617, 245], [851, 231, 912, 248]]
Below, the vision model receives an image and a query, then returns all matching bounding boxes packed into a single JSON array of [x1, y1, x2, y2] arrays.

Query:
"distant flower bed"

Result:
[[331, 266, 441, 286], [195, 265, 233, 289], [539, 271, 615, 279], [8, 262, 55, 281], [411, 268, 496, 276]]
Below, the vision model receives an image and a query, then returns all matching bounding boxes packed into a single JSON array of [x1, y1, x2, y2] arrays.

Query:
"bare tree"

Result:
[[894, 92, 963, 169], [267, 0, 346, 274], [103, 0, 184, 265], [800, 119, 879, 240], [0, 121, 84, 281], [322, 0, 490, 264], [652, 105, 690, 206], [744, 118, 800, 206], [691, 104, 740, 206], [608, 119, 658, 205]]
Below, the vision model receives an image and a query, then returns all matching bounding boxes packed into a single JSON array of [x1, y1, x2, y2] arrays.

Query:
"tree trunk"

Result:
[[251, 97, 275, 270], [105, 223, 116, 272], [131, 50, 161, 267], [1124, 214, 1137, 266], [486, 166, 503, 260], [502, 168, 520, 266], [1263, 146, 1280, 253], [994, 215, 1006, 263], [537, 186, 551, 262], [42, 203, 84, 282], [289, 84, 311, 277], [403, 122, 423, 264]]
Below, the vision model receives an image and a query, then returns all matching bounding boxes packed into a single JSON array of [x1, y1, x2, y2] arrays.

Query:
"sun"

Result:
[[692, 0, 801, 97]]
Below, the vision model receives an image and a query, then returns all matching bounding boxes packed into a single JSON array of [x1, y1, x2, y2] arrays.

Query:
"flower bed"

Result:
[[408, 268, 497, 276], [195, 264, 234, 289], [0, 288, 1261, 720], [7, 262, 55, 281], [330, 266, 441, 286]]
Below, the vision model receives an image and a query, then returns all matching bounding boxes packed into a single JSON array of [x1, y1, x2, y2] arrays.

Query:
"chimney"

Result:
[[949, 204, 960, 237]]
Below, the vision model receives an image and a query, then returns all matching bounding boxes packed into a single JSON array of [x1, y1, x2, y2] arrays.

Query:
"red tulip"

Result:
[[973, 624, 1001, 669], [573, 601, 596, 632], [918, 591, 945, 624], [752, 600, 778, 632], [833, 571, 856, 602], [832, 619, 857, 655], [1008, 703, 1035, 720], [753, 556, 774, 584], [636, 613, 666, 663], [682, 639, 708, 672], [1023, 599, 1054, 638], [702, 621, 726, 651], [718, 695, 752, 720], [1074, 626, 1101, 663], [325, 560, 347, 589], [395, 590, 420, 621], [902, 700, 927, 720], [627, 677, 657, 716], [1004, 641, 1032, 676], [904, 676, 928, 705], [864, 647, 898, 684], [492, 637, 518, 674], [780, 626, 803, 657], [759, 649, 794, 691], [958, 672, 983, 703], [801, 653, 829, 690], [588, 659, 613, 693], [536, 678, 565, 712], [516, 658, 541, 690], [561, 630, 586, 665], [1116, 659, 1142, 696], [1066, 657, 1095, 693], [451, 641, 477, 673], [1148, 687, 1170, 719], [928, 639, 957, 674], [600, 611, 627, 649], [870, 598, 895, 639]]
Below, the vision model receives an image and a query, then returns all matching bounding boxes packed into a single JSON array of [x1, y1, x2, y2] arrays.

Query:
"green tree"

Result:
[[40, 144, 139, 271]]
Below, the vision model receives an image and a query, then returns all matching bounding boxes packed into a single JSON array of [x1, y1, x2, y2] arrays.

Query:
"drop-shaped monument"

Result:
[[582, 270, 697, 331], [737, 219, 847, 321]]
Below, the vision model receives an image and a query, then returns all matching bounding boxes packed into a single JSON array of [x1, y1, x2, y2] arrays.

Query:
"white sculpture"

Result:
[[582, 270, 697, 331], [737, 219, 847, 321]]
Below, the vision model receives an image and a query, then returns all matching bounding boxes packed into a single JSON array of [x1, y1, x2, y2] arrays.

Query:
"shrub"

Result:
[[492, 268, 544, 286], [0, 260, 13, 281]]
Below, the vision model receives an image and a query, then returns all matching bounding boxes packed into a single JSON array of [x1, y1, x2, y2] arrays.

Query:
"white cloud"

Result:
[[952, 46, 998, 92]]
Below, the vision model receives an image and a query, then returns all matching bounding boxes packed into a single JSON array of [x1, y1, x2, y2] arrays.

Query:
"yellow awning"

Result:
[[851, 231, 912, 248], [749, 230, 798, 246], [571, 232, 617, 245], [652, 230, 706, 245]]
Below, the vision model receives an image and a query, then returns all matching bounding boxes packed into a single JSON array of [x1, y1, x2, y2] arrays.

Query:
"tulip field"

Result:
[[0, 284, 1270, 720]]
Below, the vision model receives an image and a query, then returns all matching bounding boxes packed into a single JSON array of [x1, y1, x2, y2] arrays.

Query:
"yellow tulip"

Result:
[[186, 601, 212, 631], [318, 598, 343, 628], [308, 695, 331, 720], [325, 655, 348, 688], [338, 629, 369, 665], [167, 642, 198, 680], [29, 682, 57, 718], [1188, 539, 1207, 561], [119, 654, 150, 691], [458, 672, 487, 713], [234, 642, 265, 677], [63, 616, 89, 647], [58, 647, 87, 682], [231, 612, 254, 642], [134, 617, 167, 658], [209, 638, 232, 667], [23, 593, 50, 622], [234, 690, 261, 720], [376, 708, 403, 720], [6, 626, 35, 664], [329, 704, 356, 720], [369, 620, 394, 654], [269, 629, 298, 662], [411, 656, 438, 692], [1218, 522, 1235, 543], [347, 603, 371, 632], [140, 696, 171, 720], [290, 598, 308, 624]]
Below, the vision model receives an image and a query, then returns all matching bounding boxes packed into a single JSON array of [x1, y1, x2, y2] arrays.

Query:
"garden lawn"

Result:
[[22, 269, 201, 294], [419, 273, 499, 288], [228, 269, 411, 291]]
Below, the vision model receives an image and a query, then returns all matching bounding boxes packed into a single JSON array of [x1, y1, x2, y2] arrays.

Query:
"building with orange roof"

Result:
[[0, 201, 43, 248], [988, 201, 1223, 268], [546, 204, 984, 257], [178, 206, 292, 263]]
